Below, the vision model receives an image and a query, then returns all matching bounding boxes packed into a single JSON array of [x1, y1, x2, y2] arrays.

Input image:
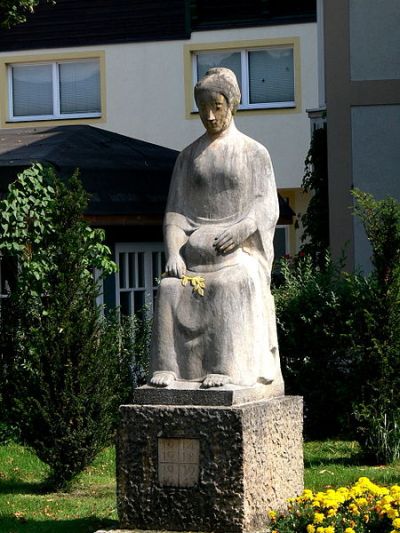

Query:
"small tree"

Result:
[[0, 164, 129, 489], [299, 127, 329, 267]]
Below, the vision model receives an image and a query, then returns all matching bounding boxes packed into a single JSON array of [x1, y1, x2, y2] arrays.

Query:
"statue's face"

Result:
[[197, 91, 232, 135]]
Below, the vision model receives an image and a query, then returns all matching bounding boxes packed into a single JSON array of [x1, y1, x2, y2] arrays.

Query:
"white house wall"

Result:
[[0, 23, 318, 191]]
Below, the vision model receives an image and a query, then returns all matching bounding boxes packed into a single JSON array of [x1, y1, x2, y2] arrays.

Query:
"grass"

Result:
[[1, 441, 400, 532], [0, 443, 118, 533], [304, 440, 400, 492]]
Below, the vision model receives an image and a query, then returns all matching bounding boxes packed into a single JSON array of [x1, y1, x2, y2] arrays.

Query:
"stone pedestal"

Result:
[[117, 390, 303, 533]]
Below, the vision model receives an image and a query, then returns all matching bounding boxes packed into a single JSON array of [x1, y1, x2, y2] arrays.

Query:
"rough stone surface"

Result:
[[117, 396, 303, 533], [132, 381, 284, 406]]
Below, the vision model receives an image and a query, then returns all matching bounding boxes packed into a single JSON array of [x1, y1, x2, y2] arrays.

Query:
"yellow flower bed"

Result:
[[269, 478, 400, 532]]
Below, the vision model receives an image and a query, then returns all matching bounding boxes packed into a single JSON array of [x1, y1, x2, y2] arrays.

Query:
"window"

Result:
[[192, 45, 295, 110], [273, 225, 289, 259], [8, 59, 101, 121], [115, 243, 165, 317]]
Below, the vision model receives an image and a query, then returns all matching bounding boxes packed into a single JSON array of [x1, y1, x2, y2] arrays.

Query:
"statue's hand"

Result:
[[165, 254, 186, 278], [214, 218, 257, 255]]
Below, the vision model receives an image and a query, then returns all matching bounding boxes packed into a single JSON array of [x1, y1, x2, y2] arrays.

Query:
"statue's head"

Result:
[[194, 67, 241, 135], [195, 67, 241, 113]]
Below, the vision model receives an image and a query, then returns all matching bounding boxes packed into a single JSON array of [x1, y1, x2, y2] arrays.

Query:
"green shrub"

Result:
[[274, 253, 372, 439], [351, 190, 400, 464], [355, 401, 400, 465], [119, 313, 151, 389], [0, 164, 133, 489], [275, 187, 400, 457]]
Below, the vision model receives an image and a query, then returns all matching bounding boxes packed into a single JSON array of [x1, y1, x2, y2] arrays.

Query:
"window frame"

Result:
[[8, 58, 102, 122], [192, 46, 296, 111], [185, 37, 300, 117], [1, 51, 106, 127]]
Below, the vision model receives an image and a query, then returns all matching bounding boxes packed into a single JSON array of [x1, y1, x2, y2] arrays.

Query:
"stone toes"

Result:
[[150, 372, 175, 387], [202, 374, 230, 388]]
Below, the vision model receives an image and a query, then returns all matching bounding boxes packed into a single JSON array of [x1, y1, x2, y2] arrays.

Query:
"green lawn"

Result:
[[304, 440, 400, 491], [0, 443, 118, 533], [1, 441, 400, 533]]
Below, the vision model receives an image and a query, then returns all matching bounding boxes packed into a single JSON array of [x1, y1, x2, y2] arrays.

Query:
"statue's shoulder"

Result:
[[176, 134, 206, 163], [173, 143, 194, 171], [237, 130, 271, 160]]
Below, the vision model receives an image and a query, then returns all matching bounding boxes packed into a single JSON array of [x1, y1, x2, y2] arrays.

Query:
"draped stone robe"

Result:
[[150, 124, 282, 387]]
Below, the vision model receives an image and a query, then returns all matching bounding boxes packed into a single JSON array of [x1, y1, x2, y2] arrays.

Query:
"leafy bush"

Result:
[[275, 188, 400, 457], [269, 477, 400, 532], [274, 128, 358, 439], [0, 164, 134, 489], [351, 190, 400, 464], [274, 253, 372, 439]]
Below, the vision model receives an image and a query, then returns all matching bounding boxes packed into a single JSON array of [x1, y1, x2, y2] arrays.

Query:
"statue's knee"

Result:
[[159, 276, 181, 295]]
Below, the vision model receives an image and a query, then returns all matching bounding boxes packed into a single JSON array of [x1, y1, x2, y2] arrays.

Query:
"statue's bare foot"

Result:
[[202, 373, 231, 388], [150, 371, 175, 387]]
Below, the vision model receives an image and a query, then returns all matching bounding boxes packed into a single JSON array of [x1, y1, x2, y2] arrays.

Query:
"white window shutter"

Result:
[[59, 61, 101, 114], [12, 64, 53, 116], [248, 48, 294, 104]]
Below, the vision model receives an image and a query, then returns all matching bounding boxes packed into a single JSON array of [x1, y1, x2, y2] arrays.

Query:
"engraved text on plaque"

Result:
[[158, 438, 200, 487]]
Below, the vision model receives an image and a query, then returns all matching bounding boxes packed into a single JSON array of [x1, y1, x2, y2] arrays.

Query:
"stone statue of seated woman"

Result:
[[149, 67, 283, 390]]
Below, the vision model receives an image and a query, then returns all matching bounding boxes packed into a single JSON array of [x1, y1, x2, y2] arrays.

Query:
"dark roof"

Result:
[[191, 0, 316, 31], [0, 0, 189, 52], [0, 125, 294, 222], [0, 0, 315, 52], [0, 125, 179, 216]]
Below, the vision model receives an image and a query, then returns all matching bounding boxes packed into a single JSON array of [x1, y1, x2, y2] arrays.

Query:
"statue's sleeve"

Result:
[[248, 145, 279, 273], [164, 152, 189, 231]]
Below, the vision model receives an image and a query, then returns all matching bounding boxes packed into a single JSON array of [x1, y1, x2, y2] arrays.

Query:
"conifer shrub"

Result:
[[0, 164, 133, 489], [299, 127, 329, 268]]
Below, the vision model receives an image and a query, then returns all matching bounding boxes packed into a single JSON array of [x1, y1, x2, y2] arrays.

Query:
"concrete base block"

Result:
[[117, 396, 303, 533]]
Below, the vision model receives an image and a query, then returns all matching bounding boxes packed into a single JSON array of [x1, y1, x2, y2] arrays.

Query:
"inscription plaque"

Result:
[[158, 438, 200, 487]]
